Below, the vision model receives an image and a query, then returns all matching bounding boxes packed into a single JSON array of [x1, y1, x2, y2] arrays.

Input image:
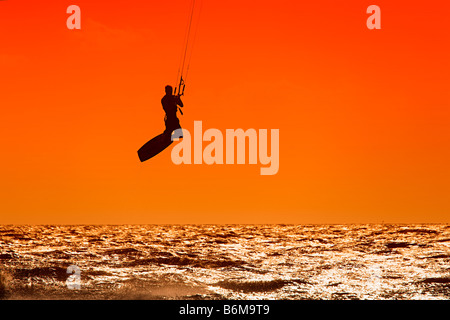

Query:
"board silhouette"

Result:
[[137, 133, 173, 162]]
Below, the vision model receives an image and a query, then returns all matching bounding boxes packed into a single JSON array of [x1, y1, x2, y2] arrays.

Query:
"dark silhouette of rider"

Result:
[[161, 85, 183, 137]]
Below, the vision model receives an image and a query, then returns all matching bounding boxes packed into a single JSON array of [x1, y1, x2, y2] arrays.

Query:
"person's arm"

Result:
[[176, 95, 184, 108]]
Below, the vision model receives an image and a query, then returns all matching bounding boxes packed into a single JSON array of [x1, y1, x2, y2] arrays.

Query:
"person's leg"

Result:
[[164, 117, 182, 140]]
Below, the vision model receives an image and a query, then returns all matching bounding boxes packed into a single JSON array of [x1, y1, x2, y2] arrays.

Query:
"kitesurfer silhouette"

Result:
[[138, 0, 201, 163], [137, 85, 184, 162], [162, 85, 183, 138]]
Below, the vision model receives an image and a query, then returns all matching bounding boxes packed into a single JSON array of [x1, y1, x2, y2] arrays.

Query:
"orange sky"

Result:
[[1, 0, 449, 224]]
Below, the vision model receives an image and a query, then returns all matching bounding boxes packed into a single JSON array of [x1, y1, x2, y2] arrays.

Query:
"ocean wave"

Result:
[[214, 279, 293, 293], [30, 250, 72, 260], [397, 228, 439, 235], [426, 254, 450, 259], [126, 256, 245, 269], [104, 248, 141, 255], [420, 277, 450, 284], [0, 253, 15, 260], [0, 233, 31, 240], [385, 242, 411, 249], [14, 266, 68, 281]]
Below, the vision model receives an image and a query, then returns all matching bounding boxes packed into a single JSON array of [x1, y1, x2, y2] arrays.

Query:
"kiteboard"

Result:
[[137, 133, 173, 162]]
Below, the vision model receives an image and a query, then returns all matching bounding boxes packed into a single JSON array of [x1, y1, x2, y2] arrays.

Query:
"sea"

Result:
[[0, 224, 449, 300]]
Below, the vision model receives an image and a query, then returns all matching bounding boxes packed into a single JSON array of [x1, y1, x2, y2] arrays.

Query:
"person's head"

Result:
[[165, 85, 173, 95]]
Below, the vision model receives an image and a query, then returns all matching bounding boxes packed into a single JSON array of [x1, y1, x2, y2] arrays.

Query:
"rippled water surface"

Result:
[[1, 224, 449, 300]]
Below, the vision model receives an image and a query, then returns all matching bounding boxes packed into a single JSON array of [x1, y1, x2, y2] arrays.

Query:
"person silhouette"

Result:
[[137, 85, 184, 162], [161, 85, 183, 138]]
